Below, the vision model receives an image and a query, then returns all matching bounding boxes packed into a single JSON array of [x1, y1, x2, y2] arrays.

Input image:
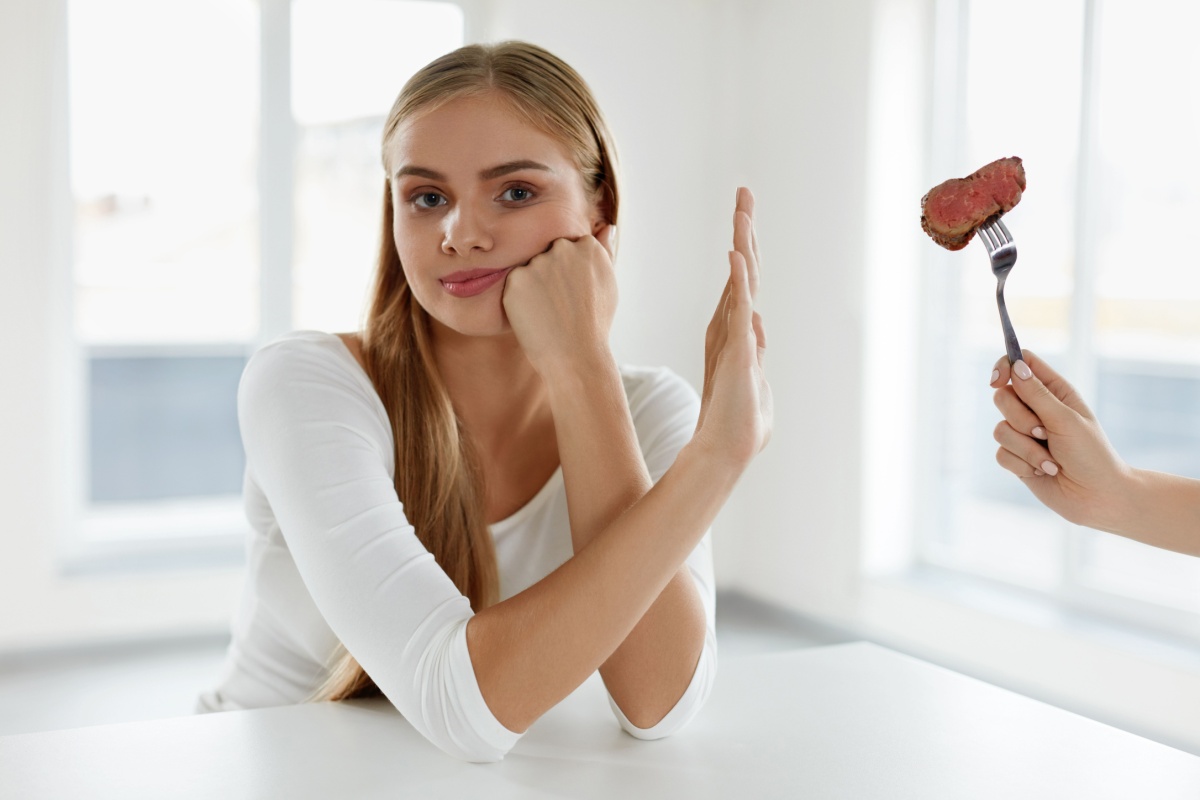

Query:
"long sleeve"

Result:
[[237, 334, 519, 762]]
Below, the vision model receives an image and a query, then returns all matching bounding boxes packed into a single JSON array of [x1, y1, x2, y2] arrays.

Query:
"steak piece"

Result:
[[921, 157, 1025, 250]]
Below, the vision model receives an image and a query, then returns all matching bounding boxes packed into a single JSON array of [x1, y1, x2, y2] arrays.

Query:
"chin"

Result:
[[428, 303, 513, 341]]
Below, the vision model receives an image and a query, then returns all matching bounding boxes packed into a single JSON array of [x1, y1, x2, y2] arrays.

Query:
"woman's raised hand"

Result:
[[990, 350, 1133, 529], [694, 187, 772, 467], [502, 226, 617, 374]]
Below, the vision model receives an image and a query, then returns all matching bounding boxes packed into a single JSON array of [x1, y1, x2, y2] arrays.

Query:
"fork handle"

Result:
[[995, 281, 1023, 366]]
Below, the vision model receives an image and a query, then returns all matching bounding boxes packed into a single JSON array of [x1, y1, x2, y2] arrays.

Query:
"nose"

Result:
[[441, 203, 494, 256]]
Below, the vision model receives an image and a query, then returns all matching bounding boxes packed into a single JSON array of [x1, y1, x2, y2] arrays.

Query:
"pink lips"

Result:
[[439, 267, 513, 298]]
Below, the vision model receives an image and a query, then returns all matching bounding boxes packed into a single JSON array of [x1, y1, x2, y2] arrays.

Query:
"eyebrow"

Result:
[[393, 159, 554, 182]]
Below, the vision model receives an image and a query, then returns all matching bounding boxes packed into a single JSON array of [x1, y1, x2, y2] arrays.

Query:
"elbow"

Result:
[[610, 632, 718, 741], [387, 617, 524, 763]]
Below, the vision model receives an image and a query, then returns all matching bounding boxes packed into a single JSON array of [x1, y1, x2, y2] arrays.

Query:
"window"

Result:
[[923, 0, 1200, 634], [66, 0, 464, 564]]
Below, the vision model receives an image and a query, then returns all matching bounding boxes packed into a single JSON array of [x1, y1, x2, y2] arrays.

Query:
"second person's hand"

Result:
[[990, 350, 1133, 531]]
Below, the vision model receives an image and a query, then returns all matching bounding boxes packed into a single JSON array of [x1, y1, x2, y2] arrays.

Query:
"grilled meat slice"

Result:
[[921, 156, 1025, 250]]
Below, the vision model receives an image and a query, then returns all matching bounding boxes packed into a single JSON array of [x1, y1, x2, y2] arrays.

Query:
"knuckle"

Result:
[[993, 420, 1008, 442]]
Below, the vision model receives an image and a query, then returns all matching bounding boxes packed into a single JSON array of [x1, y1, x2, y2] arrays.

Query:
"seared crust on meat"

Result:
[[921, 157, 1025, 251]]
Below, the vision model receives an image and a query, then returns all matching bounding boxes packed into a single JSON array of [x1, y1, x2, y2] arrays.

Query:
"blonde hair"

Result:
[[316, 41, 620, 702]]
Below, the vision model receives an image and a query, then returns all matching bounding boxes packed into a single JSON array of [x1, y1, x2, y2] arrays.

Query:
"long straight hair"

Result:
[[316, 41, 621, 702]]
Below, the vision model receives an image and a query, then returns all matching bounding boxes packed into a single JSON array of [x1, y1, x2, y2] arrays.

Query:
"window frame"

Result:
[[61, 0, 468, 572]]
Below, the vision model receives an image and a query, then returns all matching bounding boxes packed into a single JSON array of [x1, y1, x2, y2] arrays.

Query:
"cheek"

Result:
[[522, 202, 593, 243], [391, 215, 425, 266]]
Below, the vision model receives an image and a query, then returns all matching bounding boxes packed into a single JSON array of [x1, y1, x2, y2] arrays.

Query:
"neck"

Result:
[[430, 320, 549, 453]]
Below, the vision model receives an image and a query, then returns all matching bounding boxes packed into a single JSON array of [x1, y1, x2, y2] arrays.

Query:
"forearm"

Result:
[[1107, 469, 1200, 557], [465, 441, 737, 734], [542, 349, 652, 550], [542, 352, 709, 726]]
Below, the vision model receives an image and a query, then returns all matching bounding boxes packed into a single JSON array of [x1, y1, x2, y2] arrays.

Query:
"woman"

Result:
[[990, 351, 1199, 556], [198, 41, 771, 763]]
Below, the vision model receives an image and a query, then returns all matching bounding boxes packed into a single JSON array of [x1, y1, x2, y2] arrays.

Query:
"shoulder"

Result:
[[238, 331, 392, 464], [620, 364, 700, 417], [242, 331, 368, 392], [619, 365, 700, 463], [239, 330, 380, 418]]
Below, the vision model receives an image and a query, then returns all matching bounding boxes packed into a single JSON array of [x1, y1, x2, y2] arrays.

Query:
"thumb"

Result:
[[1009, 357, 1078, 430]]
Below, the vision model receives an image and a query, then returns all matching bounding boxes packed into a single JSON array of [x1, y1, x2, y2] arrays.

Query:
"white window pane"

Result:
[[1091, 0, 1200, 360], [960, 0, 1084, 350], [291, 0, 464, 333], [69, 0, 260, 344], [1075, 1, 1200, 614], [88, 352, 246, 503], [1080, 362, 1200, 613]]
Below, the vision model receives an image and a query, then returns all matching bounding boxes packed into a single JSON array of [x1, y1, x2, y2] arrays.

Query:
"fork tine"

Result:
[[995, 217, 1012, 244], [977, 223, 996, 252]]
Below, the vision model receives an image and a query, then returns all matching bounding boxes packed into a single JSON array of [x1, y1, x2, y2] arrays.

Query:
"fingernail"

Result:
[[1031, 426, 1046, 439], [990, 369, 1000, 384], [1034, 469, 1044, 476], [1041, 460, 1058, 476], [1014, 360, 1032, 380]]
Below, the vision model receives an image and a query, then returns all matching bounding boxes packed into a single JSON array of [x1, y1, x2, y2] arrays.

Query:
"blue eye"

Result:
[[413, 192, 445, 209], [500, 186, 534, 203]]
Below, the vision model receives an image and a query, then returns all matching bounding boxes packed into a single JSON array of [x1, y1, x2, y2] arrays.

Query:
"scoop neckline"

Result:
[[488, 465, 563, 534]]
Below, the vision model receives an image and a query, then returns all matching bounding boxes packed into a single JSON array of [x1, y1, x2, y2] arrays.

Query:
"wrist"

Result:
[[677, 433, 748, 494], [539, 345, 619, 402], [1094, 465, 1149, 537]]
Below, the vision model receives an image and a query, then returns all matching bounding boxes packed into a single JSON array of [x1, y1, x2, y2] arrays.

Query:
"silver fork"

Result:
[[977, 217, 1022, 365]]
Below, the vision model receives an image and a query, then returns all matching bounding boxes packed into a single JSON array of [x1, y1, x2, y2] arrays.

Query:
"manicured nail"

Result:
[[1014, 360, 1032, 380], [1034, 469, 1044, 476], [1031, 426, 1046, 439], [990, 369, 1000, 384], [1041, 460, 1058, 476]]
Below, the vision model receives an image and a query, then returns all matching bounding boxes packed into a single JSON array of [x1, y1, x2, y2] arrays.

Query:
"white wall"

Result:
[[482, 0, 875, 613]]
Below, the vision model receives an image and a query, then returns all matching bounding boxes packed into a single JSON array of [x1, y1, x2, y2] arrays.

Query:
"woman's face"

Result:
[[385, 91, 604, 339]]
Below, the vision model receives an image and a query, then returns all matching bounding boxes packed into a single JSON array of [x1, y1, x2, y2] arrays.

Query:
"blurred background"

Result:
[[1, 0, 1197, 754]]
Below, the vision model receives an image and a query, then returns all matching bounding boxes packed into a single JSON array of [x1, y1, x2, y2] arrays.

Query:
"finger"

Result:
[[993, 420, 1059, 475], [734, 210, 759, 299], [595, 224, 616, 259], [727, 249, 753, 333], [736, 186, 755, 218], [752, 311, 767, 367], [737, 186, 761, 267], [989, 354, 1011, 387], [993, 385, 1045, 438], [706, 278, 733, 348], [734, 188, 760, 297], [1015, 350, 1095, 420], [1009, 355, 1086, 431], [996, 446, 1039, 479]]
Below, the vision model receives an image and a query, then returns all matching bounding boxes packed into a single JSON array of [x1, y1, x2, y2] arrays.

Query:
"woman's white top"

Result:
[[198, 331, 717, 762]]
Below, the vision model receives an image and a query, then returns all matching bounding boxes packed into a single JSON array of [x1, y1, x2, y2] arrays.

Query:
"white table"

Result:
[[1, 642, 1196, 798]]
